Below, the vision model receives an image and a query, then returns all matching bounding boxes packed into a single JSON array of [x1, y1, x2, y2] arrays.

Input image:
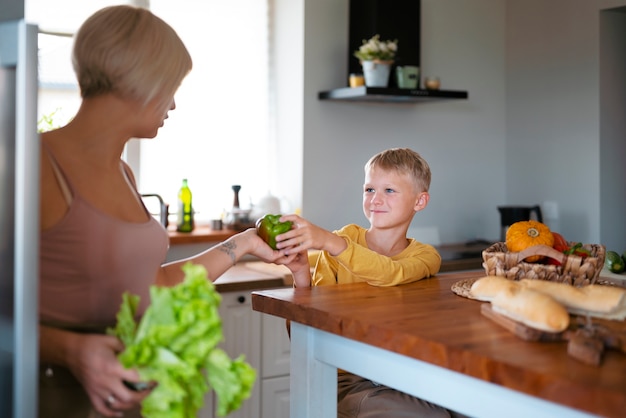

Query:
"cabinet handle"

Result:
[[237, 295, 246, 304]]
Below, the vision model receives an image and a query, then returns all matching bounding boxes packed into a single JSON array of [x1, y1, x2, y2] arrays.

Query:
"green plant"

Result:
[[37, 108, 63, 133], [353, 34, 398, 62]]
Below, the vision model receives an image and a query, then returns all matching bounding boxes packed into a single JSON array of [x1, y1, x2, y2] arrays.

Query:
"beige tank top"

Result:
[[39, 143, 169, 328]]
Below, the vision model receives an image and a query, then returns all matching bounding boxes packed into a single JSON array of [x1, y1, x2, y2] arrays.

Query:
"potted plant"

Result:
[[353, 35, 398, 87]]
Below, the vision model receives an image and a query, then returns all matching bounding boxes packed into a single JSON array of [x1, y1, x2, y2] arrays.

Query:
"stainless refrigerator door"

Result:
[[0, 20, 40, 418]]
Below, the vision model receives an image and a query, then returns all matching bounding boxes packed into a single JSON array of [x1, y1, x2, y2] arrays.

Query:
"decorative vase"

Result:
[[361, 60, 393, 87]]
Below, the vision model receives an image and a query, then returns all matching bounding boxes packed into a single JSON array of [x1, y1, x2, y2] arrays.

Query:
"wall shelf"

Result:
[[318, 86, 468, 103]]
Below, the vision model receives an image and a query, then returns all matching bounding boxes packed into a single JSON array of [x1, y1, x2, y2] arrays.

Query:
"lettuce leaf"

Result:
[[108, 262, 256, 417]]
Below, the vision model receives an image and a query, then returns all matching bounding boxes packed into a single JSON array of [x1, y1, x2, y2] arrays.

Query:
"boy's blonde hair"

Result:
[[72, 5, 192, 109], [365, 148, 431, 192]]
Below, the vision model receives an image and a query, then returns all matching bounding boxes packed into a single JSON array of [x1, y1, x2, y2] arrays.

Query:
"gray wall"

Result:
[[506, 0, 626, 250], [274, 0, 626, 249]]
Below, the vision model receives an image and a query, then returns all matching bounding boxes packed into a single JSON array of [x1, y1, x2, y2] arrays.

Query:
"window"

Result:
[[138, 0, 271, 221], [30, 0, 272, 223]]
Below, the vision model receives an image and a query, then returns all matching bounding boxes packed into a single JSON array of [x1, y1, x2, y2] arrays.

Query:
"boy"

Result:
[[277, 147, 441, 288], [276, 148, 463, 417]]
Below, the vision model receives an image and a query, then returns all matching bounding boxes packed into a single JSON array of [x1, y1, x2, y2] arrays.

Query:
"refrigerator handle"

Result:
[[14, 20, 40, 418]]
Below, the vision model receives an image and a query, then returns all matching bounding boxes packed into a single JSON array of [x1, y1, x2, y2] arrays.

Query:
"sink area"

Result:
[[437, 240, 491, 260], [436, 240, 494, 272], [141, 193, 169, 228]]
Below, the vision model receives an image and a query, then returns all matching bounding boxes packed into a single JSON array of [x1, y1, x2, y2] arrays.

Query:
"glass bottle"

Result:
[[177, 179, 194, 232]]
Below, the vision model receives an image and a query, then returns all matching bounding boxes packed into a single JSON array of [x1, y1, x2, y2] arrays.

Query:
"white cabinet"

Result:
[[199, 289, 290, 418], [260, 314, 291, 418], [261, 376, 290, 418]]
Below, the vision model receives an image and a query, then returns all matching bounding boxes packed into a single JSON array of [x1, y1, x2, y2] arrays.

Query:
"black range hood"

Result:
[[318, 86, 468, 103], [319, 0, 468, 103]]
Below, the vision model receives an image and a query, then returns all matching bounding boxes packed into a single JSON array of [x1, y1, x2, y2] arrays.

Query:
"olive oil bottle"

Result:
[[177, 179, 194, 232]]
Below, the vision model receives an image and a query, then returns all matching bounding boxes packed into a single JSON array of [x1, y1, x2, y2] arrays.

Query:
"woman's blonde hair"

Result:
[[72, 5, 192, 109], [365, 148, 432, 193]]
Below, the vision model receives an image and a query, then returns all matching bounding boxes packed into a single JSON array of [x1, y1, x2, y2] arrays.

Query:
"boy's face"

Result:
[[363, 167, 428, 229]]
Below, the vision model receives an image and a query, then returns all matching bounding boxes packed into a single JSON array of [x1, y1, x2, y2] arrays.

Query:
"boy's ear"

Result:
[[414, 192, 429, 212]]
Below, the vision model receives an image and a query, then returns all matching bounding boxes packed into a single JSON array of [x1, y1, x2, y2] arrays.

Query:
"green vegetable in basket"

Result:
[[606, 251, 625, 274], [563, 242, 591, 259], [108, 262, 256, 418]]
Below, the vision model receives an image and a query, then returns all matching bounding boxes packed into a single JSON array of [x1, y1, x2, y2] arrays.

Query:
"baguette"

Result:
[[491, 287, 570, 333], [519, 279, 626, 320], [469, 276, 521, 302]]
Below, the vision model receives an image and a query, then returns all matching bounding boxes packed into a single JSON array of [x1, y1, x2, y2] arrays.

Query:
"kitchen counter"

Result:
[[251, 271, 626, 417], [214, 263, 289, 293], [168, 225, 236, 245], [168, 226, 487, 272]]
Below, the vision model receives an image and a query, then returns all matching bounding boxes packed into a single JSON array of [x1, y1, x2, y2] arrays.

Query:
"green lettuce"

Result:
[[108, 262, 256, 417]]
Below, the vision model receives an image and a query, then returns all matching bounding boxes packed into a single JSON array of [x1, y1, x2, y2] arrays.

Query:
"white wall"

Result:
[[274, 0, 626, 248]]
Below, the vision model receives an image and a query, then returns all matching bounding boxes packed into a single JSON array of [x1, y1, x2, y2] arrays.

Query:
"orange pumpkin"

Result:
[[505, 220, 554, 262]]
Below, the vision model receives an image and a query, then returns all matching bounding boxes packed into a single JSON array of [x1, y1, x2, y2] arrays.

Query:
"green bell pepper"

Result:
[[255, 214, 292, 250]]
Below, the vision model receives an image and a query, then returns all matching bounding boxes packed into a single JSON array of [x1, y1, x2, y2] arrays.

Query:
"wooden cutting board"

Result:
[[480, 304, 569, 342], [480, 304, 626, 366]]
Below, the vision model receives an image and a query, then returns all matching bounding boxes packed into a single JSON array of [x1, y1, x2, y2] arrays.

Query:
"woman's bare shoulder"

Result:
[[40, 134, 70, 229]]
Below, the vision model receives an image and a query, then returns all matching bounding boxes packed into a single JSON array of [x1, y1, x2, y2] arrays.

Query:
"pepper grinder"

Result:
[[231, 184, 241, 208]]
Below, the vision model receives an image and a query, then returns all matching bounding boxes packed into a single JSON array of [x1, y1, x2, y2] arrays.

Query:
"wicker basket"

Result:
[[482, 242, 606, 286]]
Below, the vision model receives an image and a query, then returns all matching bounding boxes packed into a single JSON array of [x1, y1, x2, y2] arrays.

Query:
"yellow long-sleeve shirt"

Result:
[[311, 224, 441, 287]]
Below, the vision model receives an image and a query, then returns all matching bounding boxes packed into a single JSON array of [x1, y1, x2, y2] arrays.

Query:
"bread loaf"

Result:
[[470, 276, 569, 332], [491, 287, 570, 333], [519, 279, 626, 320], [469, 276, 521, 302]]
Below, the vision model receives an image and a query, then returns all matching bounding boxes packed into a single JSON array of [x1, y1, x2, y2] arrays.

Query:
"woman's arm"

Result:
[[157, 228, 294, 286]]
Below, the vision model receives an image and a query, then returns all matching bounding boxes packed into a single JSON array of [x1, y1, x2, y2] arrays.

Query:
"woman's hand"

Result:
[[239, 228, 298, 264], [67, 333, 151, 417]]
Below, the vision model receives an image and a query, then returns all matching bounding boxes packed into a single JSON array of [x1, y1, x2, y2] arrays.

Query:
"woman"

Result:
[[38, 6, 290, 417]]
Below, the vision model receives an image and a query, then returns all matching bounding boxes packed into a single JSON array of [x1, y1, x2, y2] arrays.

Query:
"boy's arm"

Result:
[[274, 215, 440, 286], [333, 239, 441, 286], [275, 214, 347, 256], [284, 250, 313, 288]]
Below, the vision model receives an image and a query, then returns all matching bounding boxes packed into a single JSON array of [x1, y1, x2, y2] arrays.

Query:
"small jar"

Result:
[[424, 76, 441, 90], [349, 73, 365, 88]]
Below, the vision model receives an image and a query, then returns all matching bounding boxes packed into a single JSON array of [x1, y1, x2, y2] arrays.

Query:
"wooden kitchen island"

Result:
[[251, 271, 626, 418]]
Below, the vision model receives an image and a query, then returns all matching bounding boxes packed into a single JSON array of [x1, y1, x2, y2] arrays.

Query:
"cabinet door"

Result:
[[198, 291, 262, 418], [261, 313, 291, 378], [198, 391, 215, 418], [261, 376, 290, 418]]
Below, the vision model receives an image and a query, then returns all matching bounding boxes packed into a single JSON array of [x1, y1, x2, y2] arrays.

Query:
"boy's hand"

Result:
[[274, 249, 312, 288], [274, 215, 347, 256]]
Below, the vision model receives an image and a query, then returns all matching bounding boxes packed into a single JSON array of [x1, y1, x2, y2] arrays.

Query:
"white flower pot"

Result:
[[361, 60, 393, 87]]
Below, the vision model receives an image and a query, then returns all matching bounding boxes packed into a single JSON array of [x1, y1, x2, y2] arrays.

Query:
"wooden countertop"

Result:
[[251, 271, 626, 417]]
